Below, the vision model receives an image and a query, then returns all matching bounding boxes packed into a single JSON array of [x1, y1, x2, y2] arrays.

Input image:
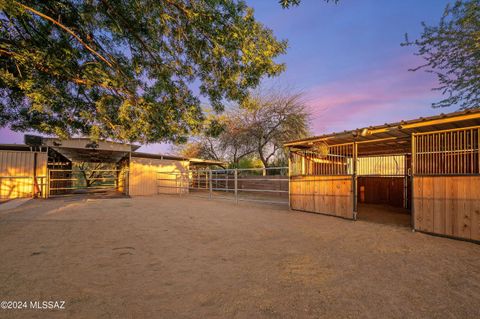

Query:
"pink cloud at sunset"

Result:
[[304, 53, 454, 135]]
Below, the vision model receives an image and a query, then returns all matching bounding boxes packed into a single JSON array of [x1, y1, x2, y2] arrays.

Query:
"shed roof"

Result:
[[285, 108, 480, 155], [131, 152, 188, 161]]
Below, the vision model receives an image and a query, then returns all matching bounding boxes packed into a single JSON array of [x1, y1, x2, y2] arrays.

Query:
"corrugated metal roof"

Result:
[[131, 152, 189, 161], [285, 108, 480, 149]]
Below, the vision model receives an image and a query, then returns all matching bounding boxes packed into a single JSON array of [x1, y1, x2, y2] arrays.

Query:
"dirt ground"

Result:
[[0, 195, 479, 319]]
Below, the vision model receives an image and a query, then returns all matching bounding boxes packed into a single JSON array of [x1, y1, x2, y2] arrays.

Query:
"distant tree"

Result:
[[403, 0, 480, 109], [241, 91, 309, 168], [176, 89, 310, 168], [0, 1, 286, 142], [76, 162, 114, 188], [175, 110, 255, 166]]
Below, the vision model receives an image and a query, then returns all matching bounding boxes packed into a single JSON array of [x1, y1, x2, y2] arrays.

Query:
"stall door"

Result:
[[289, 143, 355, 219]]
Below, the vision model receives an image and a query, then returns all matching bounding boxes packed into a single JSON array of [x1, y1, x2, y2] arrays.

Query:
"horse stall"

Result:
[[286, 109, 480, 242]]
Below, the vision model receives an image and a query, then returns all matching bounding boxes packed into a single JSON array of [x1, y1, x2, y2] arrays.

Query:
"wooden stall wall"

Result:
[[0, 150, 47, 200], [290, 175, 354, 219], [413, 176, 480, 241], [357, 177, 405, 207], [129, 157, 189, 196]]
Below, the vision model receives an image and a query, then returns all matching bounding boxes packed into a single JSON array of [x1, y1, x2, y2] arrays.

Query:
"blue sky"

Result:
[[0, 0, 453, 153]]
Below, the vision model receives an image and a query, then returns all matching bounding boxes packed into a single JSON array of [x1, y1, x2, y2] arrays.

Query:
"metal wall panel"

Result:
[[129, 157, 189, 196], [0, 150, 47, 200]]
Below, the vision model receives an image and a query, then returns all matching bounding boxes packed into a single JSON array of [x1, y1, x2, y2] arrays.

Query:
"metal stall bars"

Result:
[[355, 153, 409, 209], [413, 127, 479, 175], [289, 142, 356, 219], [411, 126, 480, 241]]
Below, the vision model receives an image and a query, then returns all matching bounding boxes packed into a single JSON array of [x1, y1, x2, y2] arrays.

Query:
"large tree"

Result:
[[0, 0, 286, 142], [404, 0, 480, 109], [241, 90, 309, 167], [177, 89, 310, 168]]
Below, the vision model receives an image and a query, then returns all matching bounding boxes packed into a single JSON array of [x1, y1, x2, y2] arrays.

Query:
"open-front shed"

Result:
[[0, 135, 221, 199], [285, 109, 480, 242]]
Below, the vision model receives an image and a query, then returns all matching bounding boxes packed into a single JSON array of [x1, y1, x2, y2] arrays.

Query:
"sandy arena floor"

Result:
[[0, 195, 479, 318]]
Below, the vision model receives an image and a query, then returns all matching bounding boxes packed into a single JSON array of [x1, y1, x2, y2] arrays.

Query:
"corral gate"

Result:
[[48, 168, 127, 197], [156, 167, 289, 205]]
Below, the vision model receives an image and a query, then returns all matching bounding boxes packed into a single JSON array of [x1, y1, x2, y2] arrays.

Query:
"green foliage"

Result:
[[403, 0, 480, 109], [279, 0, 338, 9], [176, 89, 310, 167], [231, 157, 263, 169], [0, 0, 287, 142]]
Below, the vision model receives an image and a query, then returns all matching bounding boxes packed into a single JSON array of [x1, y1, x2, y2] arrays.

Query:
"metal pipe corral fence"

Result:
[[157, 167, 289, 205]]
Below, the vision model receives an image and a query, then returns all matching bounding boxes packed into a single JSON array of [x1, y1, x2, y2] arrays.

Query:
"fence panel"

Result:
[[156, 167, 289, 205]]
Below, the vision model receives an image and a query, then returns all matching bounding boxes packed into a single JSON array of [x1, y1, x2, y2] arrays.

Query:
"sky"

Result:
[[0, 0, 453, 153]]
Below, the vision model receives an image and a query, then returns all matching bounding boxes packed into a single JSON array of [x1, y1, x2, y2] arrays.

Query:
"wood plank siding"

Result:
[[0, 150, 47, 200], [413, 176, 480, 241], [290, 175, 354, 219]]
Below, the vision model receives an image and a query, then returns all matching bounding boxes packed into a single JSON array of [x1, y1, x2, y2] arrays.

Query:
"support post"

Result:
[[352, 142, 358, 220], [234, 169, 238, 204], [46, 168, 50, 198], [288, 154, 291, 210], [209, 169, 212, 199], [125, 170, 129, 196], [411, 133, 416, 230]]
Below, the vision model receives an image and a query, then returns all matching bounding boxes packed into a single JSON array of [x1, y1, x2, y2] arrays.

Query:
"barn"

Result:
[[0, 135, 221, 200], [285, 109, 480, 242]]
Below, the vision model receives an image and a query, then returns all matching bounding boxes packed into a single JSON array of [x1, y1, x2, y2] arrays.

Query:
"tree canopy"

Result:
[[177, 89, 310, 167], [0, 0, 287, 142], [279, 0, 338, 9], [404, 0, 480, 109]]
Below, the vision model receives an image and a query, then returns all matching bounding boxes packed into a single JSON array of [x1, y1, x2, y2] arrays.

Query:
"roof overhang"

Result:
[[43, 138, 139, 163], [131, 152, 189, 161], [285, 109, 480, 155], [189, 158, 225, 166]]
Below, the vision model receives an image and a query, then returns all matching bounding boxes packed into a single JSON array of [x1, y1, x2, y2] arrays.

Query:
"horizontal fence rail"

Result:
[[48, 169, 126, 197], [157, 167, 289, 205]]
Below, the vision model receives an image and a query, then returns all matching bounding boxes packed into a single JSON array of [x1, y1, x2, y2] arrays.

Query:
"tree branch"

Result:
[[16, 1, 114, 68]]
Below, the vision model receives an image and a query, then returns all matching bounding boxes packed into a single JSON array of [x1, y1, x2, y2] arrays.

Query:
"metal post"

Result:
[[234, 169, 238, 204], [288, 154, 291, 210], [209, 169, 212, 199], [124, 170, 129, 196], [352, 142, 358, 220], [411, 133, 416, 231], [45, 169, 49, 198]]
